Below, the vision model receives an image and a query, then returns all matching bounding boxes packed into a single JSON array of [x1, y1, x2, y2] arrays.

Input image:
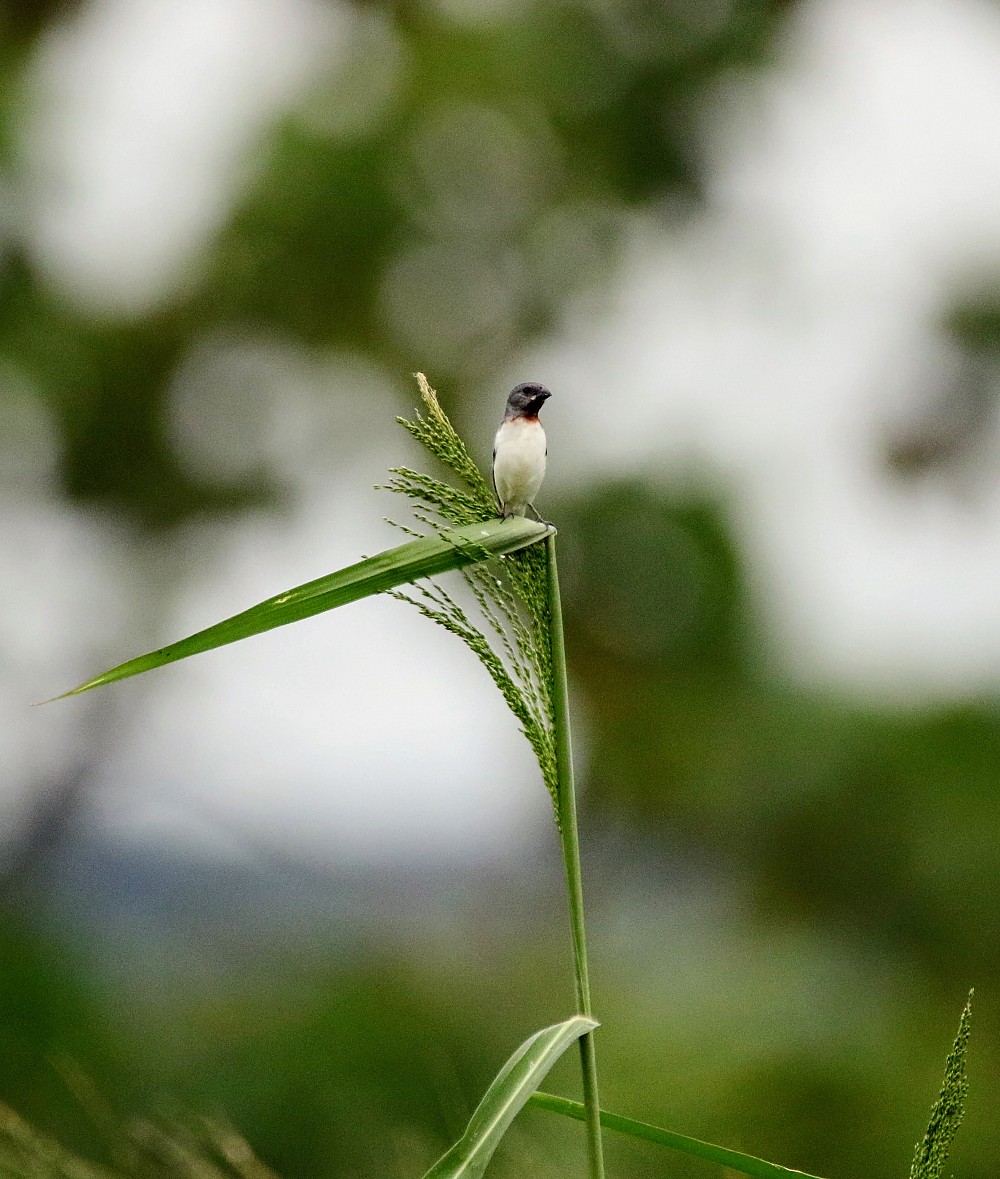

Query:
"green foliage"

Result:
[[386, 375, 558, 813], [421, 1017, 597, 1179], [909, 993, 973, 1179]]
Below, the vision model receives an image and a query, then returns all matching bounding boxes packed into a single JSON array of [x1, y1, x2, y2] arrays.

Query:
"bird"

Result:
[[493, 381, 551, 519]]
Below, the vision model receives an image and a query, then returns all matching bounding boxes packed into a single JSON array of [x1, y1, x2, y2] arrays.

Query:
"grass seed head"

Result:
[[386, 374, 558, 816]]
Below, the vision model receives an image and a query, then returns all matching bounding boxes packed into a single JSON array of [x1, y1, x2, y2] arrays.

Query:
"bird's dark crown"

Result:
[[505, 381, 551, 419]]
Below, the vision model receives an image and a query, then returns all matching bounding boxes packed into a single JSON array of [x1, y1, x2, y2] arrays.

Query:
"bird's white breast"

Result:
[[493, 418, 547, 513]]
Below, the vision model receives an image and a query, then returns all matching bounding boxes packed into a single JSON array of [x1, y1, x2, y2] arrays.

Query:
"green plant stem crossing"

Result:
[[546, 534, 606, 1179]]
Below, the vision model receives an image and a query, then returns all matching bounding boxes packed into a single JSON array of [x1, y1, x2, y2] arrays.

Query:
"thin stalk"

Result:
[[546, 534, 606, 1179]]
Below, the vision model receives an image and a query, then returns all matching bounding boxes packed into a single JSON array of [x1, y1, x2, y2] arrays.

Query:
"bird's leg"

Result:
[[526, 502, 552, 526]]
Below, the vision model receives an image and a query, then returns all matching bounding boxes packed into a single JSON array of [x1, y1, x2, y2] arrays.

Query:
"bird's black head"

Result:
[[505, 381, 551, 420]]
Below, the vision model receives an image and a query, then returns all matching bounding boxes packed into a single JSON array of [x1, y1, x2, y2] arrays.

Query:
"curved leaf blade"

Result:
[[423, 1016, 597, 1179], [528, 1092, 827, 1179], [49, 518, 552, 701]]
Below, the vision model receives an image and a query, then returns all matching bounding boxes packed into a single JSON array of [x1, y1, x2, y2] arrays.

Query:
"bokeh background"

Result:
[[2, 0, 999, 1175]]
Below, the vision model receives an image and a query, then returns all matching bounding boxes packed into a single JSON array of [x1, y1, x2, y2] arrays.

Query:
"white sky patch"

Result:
[[20, 0, 346, 314], [523, 0, 1000, 698], [0, 496, 128, 847], [0, 385, 126, 846], [718, 0, 1000, 283]]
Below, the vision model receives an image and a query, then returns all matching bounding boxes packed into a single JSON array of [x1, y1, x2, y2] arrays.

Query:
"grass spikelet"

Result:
[[385, 373, 558, 814], [394, 373, 498, 515], [909, 990, 973, 1179]]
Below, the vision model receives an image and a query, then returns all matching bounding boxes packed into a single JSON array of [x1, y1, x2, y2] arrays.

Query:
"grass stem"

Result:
[[546, 534, 606, 1179]]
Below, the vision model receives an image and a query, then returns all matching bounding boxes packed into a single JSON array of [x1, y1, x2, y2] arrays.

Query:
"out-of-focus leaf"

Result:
[[49, 517, 551, 701], [422, 1016, 597, 1179], [0, 1099, 118, 1179]]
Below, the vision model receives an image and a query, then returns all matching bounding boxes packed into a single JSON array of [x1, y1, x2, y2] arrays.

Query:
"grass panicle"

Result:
[[393, 373, 498, 515], [909, 990, 973, 1179], [385, 374, 558, 813]]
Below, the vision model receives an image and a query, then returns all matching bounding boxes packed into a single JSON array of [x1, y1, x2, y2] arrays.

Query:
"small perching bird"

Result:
[[492, 382, 551, 519]]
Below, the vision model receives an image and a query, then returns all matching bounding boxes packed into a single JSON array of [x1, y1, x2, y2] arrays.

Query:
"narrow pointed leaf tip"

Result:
[[422, 1015, 597, 1179], [527, 1093, 828, 1179], [47, 517, 552, 702]]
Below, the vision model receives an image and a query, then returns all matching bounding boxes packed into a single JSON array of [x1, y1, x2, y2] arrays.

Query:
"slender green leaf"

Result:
[[422, 1016, 597, 1179], [527, 1092, 827, 1179], [910, 990, 973, 1179], [49, 517, 552, 701]]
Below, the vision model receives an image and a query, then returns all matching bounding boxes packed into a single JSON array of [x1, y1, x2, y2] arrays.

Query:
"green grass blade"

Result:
[[527, 1093, 827, 1179], [49, 518, 552, 701], [422, 1016, 598, 1179]]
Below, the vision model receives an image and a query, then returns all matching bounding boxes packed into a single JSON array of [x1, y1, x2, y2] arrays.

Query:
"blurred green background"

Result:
[[1, 0, 999, 1175]]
